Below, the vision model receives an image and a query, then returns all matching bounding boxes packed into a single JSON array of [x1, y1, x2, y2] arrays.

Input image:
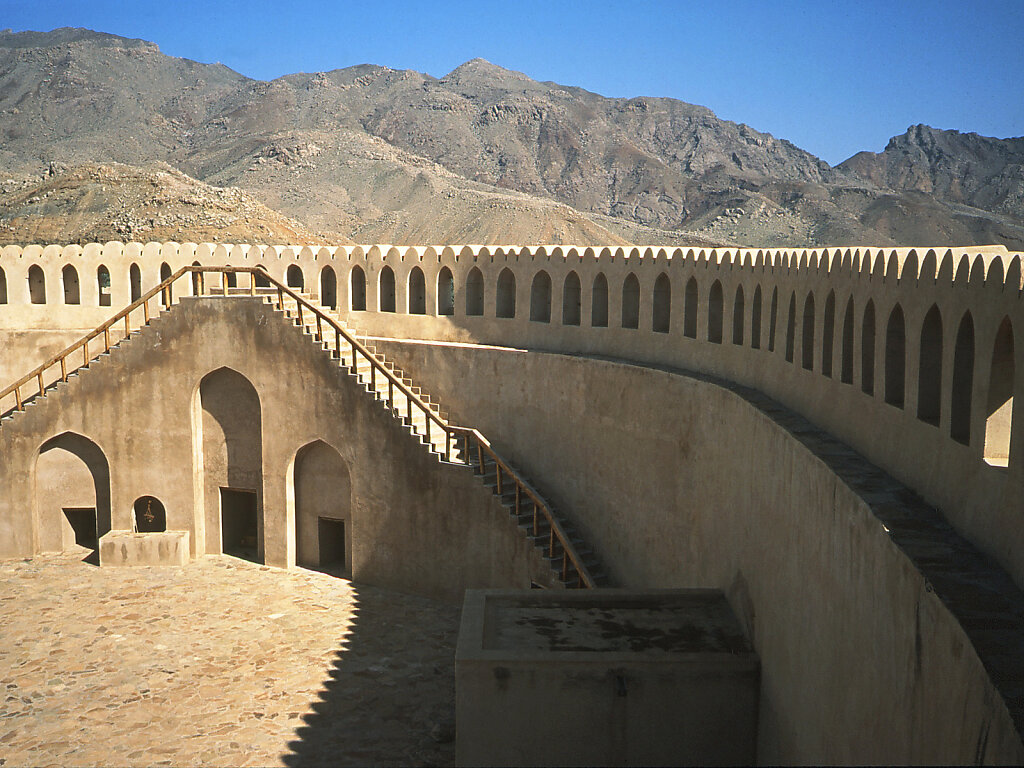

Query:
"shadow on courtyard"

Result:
[[281, 580, 460, 767]]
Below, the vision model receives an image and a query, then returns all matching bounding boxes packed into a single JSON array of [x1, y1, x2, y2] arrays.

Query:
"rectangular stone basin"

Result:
[[456, 588, 759, 767], [99, 530, 190, 567]]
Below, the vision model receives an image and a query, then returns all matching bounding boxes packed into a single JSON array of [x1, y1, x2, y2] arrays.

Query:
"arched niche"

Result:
[[822, 291, 836, 378], [562, 271, 581, 326], [653, 273, 671, 334], [591, 273, 608, 328], [621, 273, 640, 330], [130, 263, 142, 302], [320, 266, 337, 309], [841, 298, 855, 384], [684, 278, 698, 339], [195, 367, 263, 561], [465, 267, 484, 316], [708, 280, 723, 343], [409, 267, 427, 315], [751, 285, 762, 350], [28, 265, 46, 304], [496, 268, 516, 319], [133, 496, 167, 533], [97, 264, 112, 306], [862, 301, 876, 395], [438, 267, 455, 316], [379, 266, 396, 313], [885, 305, 906, 408], [350, 265, 367, 311], [732, 285, 745, 345], [917, 305, 943, 426], [287, 265, 304, 291], [62, 265, 80, 305], [530, 270, 552, 323], [984, 317, 1015, 466], [802, 293, 816, 371], [950, 311, 975, 445], [292, 440, 352, 576]]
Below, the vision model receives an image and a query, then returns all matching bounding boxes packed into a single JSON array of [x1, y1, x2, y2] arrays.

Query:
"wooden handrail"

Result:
[[0, 265, 596, 588]]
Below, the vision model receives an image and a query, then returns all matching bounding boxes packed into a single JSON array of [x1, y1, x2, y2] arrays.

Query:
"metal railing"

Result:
[[0, 266, 596, 588]]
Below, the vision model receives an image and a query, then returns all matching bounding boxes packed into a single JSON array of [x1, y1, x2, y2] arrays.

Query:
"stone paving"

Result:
[[0, 552, 460, 767]]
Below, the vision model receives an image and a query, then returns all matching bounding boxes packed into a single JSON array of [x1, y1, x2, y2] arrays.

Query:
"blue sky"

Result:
[[2, 0, 1022, 165]]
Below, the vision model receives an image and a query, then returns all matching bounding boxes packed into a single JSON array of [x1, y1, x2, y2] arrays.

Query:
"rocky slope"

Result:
[[0, 162, 344, 246], [0, 27, 1021, 249]]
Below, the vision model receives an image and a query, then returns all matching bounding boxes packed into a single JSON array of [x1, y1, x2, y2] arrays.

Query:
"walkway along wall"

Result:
[[0, 296, 557, 600], [369, 337, 1024, 765]]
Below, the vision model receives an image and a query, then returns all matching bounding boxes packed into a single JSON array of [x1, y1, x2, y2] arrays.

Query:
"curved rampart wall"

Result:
[[0, 241, 1021, 595]]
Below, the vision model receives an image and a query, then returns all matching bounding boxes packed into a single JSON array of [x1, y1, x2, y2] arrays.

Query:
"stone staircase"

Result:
[[269, 290, 608, 588], [0, 269, 607, 588]]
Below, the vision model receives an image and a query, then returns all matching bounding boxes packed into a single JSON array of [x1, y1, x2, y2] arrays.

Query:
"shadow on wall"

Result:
[[281, 582, 460, 767]]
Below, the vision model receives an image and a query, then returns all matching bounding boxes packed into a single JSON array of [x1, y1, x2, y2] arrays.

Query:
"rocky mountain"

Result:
[[840, 125, 1024, 221], [0, 27, 1022, 249]]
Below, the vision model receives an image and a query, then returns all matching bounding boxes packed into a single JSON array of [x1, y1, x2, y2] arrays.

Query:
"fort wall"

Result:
[[368, 337, 1023, 764], [1, 241, 1020, 595]]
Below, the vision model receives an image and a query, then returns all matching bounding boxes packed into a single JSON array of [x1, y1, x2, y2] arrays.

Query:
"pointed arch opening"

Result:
[[785, 293, 796, 363], [409, 267, 426, 315], [465, 267, 484, 316], [320, 266, 337, 309], [984, 317, 1015, 466], [841, 298, 855, 384], [652, 273, 671, 333], [496, 268, 516, 318], [530, 270, 552, 323], [293, 440, 351, 576], [768, 288, 778, 352], [751, 285, 762, 349], [732, 285, 745, 345], [708, 280, 723, 343], [130, 263, 142, 302], [62, 265, 80, 305], [287, 265, 304, 291], [591, 273, 608, 327], [802, 294, 815, 370], [96, 264, 111, 307], [196, 368, 263, 562], [683, 278, 698, 338], [0, 266, 6, 304], [563, 271, 581, 326], [951, 312, 975, 445], [885, 304, 906, 408], [862, 301, 876, 395], [160, 262, 172, 307], [190, 261, 202, 296], [438, 267, 455, 316], [350, 265, 367, 311], [28, 264, 46, 304], [822, 291, 835, 377], [36, 432, 111, 562], [917, 305, 943, 425], [621, 273, 640, 329], [379, 266, 396, 313]]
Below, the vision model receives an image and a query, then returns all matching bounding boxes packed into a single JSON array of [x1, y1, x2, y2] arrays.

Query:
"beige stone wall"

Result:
[[0, 296, 557, 600], [370, 337, 1024, 765]]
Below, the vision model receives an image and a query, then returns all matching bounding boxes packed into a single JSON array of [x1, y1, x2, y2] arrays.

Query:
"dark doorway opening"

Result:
[[64, 507, 98, 564], [318, 517, 346, 574], [221, 488, 259, 562]]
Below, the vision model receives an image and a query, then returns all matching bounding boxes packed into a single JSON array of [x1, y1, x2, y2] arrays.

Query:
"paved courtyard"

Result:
[[0, 552, 460, 767]]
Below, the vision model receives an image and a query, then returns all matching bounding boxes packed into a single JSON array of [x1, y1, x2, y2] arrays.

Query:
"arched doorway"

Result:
[[293, 440, 352, 576], [195, 368, 263, 562], [320, 267, 337, 309], [35, 432, 111, 563]]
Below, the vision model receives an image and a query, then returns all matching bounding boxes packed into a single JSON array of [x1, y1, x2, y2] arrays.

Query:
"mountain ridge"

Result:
[[1, 27, 1022, 248]]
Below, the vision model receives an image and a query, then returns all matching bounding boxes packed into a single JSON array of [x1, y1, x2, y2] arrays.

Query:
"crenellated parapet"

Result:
[[1, 240, 1022, 593]]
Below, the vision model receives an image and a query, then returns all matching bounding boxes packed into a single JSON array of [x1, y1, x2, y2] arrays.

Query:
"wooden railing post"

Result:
[[60, 357, 67, 382], [37, 372, 44, 397]]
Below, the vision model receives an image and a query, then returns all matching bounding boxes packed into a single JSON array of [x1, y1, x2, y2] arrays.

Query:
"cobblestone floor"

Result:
[[0, 552, 460, 767]]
